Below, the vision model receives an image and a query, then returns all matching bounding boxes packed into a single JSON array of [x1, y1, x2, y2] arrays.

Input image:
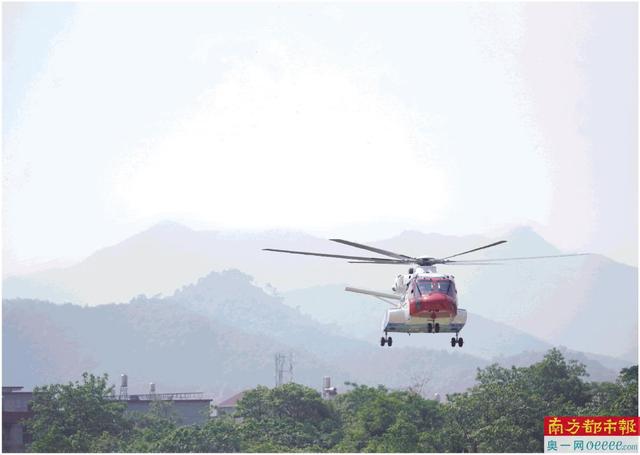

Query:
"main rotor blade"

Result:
[[348, 259, 412, 264], [439, 262, 504, 266], [438, 240, 508, 260], [262, 248, 401, 262], [443, 253, 590, 263], [330, 239, 415, 261]]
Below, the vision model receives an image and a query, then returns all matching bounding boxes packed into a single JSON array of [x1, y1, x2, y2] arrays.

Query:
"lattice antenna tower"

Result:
[[288, 352, 294, 384], [275, 353, 294, 387]]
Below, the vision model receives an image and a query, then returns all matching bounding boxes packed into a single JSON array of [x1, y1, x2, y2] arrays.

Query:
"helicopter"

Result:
[[263, 238, 588, 348]]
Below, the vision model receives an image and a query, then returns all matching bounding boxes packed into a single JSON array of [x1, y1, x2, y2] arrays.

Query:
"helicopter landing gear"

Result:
[[451, 334, 464, 348], [380, 333, 393, 347]]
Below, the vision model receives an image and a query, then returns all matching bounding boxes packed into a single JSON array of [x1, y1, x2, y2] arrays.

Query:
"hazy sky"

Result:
[[3, 2, 637, 275]]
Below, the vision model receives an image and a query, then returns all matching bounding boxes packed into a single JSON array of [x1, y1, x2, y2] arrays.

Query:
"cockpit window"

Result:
[[416, 279, 453, 295], [416, 280, 433, 294]]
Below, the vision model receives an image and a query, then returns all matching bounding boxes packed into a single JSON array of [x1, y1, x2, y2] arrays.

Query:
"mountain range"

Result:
[[2, 270, 632, 403], [3, 221, 637, 361]]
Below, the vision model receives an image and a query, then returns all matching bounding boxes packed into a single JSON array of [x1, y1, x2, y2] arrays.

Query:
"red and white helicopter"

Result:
[[264, 239, 587, 348]]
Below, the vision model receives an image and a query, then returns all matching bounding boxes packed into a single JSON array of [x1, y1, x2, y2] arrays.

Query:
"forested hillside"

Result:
[[3, 270, 629, 401], [2, 270, 490, 398]]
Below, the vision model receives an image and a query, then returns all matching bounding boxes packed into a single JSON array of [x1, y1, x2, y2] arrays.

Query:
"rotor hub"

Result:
[[416, 257, 436, 266]]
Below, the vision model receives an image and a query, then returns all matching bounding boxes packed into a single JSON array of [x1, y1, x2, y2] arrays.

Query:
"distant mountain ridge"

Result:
[[3, 221, 637, 361], [2, 270, 493, 398], [3, 270, 630, 402]]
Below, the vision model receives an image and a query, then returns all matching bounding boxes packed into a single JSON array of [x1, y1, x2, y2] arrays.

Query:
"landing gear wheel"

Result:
[[434, 323, 440, 333], [451, 337, 457, 347], [380, 337, 386, 347], [427, 323, 433, 333], [387, 337, 393, 347], [457, 337, 464, 347]]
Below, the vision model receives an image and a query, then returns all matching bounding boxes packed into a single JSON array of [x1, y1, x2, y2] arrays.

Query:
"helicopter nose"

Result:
[[422, 293, 455, 314], [411, 293, 455, 318], [423, 293, 450, 305]]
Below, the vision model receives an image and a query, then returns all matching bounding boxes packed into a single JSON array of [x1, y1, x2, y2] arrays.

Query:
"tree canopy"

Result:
[[22, 349, 638, 453], [24, 373, 129, 452]]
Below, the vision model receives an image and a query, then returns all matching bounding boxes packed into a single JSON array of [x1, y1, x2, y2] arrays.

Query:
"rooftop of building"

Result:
[[217, 391, 246, 408], [2, 386, 25, 393], [116, 391, 210, 401]]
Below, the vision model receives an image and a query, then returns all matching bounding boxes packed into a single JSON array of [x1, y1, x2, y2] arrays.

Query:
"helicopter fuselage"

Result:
[[382, 269, 467, 335]]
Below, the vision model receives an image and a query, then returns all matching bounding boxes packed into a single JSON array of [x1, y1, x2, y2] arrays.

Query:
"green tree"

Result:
[[612, 365, 638, 415], [235, 383, 340, 452], [334, 384, 444, 453], [123, 400, 179, 452], [580, 381, 621, 415], [441, 349, 590, 453], [527, 348, 590, 407], [154, 426, 203, 452], [198, 418, 242, 452], [25, 373, 128, 453], [580, 365, 638, 416], [373, 410, 419, 452], [150, 419, 241, 453]]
